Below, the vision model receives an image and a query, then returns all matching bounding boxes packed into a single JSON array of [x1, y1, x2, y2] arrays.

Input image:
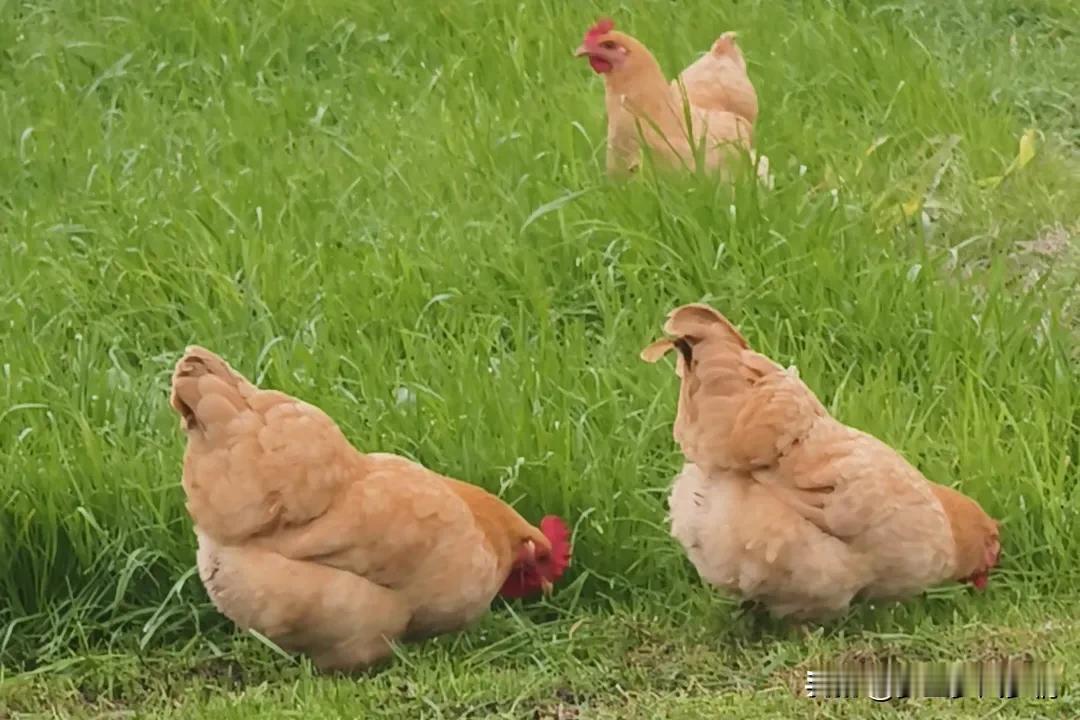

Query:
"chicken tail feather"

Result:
[[640, 338, 675, 363], [711, 32, 739, 58], [170, 346, 252, 434], [663, 304, 751, 350]]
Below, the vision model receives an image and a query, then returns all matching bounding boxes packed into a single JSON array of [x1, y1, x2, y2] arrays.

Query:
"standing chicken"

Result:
[[575, 19, 755, 177], [642, 304, 1000, 618], [170, 347, 571, 671]]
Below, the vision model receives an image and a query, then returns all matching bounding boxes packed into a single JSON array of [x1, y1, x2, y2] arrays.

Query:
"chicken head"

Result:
[[574, 18, 625, 74], [498, 516, 572, 599]]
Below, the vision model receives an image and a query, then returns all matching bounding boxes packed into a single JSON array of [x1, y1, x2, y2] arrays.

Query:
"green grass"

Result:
[[1, 0, 1078, 716]]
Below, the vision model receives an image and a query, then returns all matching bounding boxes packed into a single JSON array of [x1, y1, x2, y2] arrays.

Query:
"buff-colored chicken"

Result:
[[170, 347, 571, 671], [575, 19, 758, 178], [643, 304, 1000, 619]]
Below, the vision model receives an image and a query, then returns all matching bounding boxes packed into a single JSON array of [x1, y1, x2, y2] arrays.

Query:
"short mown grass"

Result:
[[1, 0, 1078, 716]]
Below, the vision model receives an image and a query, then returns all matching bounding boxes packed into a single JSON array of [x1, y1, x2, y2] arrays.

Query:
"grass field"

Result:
[[2, 0, 1079, 716]]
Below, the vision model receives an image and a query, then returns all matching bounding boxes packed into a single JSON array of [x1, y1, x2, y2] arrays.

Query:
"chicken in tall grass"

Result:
[[170, 347, 571, 671], [576, 19, 768, 181]]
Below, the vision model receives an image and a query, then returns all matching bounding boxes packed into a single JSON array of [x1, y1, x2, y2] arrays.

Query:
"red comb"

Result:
[[497, 516, 572, 600], [540, 515, 572, 577], [585, 17, 615, 40]]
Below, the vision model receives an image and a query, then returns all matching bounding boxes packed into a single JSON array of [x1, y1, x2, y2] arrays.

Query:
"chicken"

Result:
[[575, 19, 755, 178], [642, 304, 1000, 617], [169, 346, 571, 671], [673, 32, 758, 125]]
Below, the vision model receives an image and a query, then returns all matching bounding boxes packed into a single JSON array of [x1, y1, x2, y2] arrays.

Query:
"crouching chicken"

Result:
[[643, 304, 1000, 620], [170, 347, 571, 671]]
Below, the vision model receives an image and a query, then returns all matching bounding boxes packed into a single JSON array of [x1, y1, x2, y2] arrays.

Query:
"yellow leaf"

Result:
[[1015, 128, 1036, 171], [864, 135, 891, 157], [901, 197, 922, 218], [978, 129, 1037, 188]]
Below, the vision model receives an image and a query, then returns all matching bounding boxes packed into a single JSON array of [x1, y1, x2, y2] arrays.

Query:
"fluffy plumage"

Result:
[[669, 463, 872, 619], [673, 32, 759, 124]]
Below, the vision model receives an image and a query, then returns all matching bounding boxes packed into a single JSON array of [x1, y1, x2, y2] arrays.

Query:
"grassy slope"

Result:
[[1, 0, 1078, 715]]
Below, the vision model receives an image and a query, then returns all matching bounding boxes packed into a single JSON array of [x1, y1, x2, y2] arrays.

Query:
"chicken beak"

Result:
[[574, 44, 589, 58], [524, 540, 553, 595]]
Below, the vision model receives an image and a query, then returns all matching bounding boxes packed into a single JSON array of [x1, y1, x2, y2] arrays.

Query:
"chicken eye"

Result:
[[600, 41, 618, 50]]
